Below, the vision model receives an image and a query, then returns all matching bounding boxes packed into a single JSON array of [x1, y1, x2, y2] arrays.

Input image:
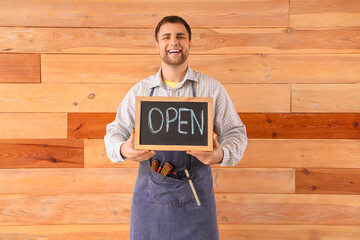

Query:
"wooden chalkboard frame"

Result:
[[134, 96, 213, 151]]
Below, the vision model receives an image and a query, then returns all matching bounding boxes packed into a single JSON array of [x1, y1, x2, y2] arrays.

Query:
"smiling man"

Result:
[[104, 16, 248, 240]]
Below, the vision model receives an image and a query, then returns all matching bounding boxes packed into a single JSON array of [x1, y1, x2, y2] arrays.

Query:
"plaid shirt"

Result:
[[104, 66, 247, 166]]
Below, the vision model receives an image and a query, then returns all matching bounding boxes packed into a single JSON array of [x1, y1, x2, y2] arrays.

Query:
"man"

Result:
[[104, 16, 247, 240]]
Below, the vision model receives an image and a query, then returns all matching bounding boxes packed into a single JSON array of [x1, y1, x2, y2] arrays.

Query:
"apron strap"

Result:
[[149, 87, 155, 97], [191, 81, 196, 97]]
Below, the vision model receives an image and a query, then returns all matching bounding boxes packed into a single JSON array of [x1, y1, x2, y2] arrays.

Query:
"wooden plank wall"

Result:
[[0, 0, 359, 239]]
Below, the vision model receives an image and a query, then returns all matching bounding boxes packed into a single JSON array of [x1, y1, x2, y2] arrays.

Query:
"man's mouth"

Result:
[[168, 49, 181, 54]]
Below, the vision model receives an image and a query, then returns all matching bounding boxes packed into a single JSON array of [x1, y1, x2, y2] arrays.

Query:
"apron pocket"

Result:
[[147, 170, 197, 207]]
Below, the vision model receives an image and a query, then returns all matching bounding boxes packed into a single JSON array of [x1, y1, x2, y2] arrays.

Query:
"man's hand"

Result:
[[120, 129, 156, 161], [186, 133, 224, 165]]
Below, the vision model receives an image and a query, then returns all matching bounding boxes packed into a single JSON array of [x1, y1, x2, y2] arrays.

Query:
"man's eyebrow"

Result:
[[161, 33, 186, 37]]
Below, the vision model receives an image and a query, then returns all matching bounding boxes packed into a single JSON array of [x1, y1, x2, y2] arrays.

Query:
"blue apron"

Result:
[[130, 82, 219, 240]]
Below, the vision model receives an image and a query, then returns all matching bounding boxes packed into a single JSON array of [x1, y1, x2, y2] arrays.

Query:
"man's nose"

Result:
[[170, 37, 179, 46]]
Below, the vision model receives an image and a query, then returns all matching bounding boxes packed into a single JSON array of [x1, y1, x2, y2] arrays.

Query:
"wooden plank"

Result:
[[212, 168, 295, 193], [42, 54, 360, 84], [225, 84, 291, 112], [0, 84, 289, 113], [0, 139, 83, 168], [1, 193, 360, 225], [71, 113, 360, 139], [0, 225, 49, 239], [293, 84, 360, 112], [0, 0, 288, 28], [0, 54, 40, 83], [0, 168, 294, 194], [0, 224, 130, 240], [41, 54, 159, 84], [0, 84, 132, 113], [291, 0, 360, 27], [219, 224, 360, 240], [241, 113, 360, 139], [2, 27, 360, 54], [0, 194, 132, 225], [68, 113, 114, 139], [2, 224, 360, 239], [85, 139, 360, 168], [240, 139, 360, 168], [216, 193, 360, 225], [0, 168, 137, 194], [0, 113, 67, 139], [84, 139, 139, 168], [192, 54, 360, 84], [296, 168, 360, 194]]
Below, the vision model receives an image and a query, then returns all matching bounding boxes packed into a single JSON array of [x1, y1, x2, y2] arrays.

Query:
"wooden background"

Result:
[[0, 0, 360, 239]]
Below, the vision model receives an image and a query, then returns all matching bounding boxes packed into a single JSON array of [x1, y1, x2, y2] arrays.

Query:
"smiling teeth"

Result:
[[169, 50, 180, 53]]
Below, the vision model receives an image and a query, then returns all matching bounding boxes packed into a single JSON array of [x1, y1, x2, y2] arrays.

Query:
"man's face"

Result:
[[156, 23, 191, 67]]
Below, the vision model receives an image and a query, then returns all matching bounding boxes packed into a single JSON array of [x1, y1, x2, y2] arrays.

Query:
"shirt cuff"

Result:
[[115, 141, 127, 162], [220, 146, 230, 166]]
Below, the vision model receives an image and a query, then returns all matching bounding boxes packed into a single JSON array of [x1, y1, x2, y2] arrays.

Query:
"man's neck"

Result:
[[161, 63, 188, 82]]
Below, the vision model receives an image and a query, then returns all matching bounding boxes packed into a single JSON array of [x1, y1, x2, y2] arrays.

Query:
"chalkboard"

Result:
[[134, 97, 213, 151]]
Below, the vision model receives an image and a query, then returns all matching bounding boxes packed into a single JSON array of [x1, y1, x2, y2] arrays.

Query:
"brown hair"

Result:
[[155, 16, 191, 42]]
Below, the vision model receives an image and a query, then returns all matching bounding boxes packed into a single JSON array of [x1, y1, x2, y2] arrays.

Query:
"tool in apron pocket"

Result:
[[172, 166, 201, 206], [151, 161, 201, 206]]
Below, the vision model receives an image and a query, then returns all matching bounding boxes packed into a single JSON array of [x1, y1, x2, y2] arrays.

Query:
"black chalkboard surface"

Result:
[[134, 97, 213, 151]]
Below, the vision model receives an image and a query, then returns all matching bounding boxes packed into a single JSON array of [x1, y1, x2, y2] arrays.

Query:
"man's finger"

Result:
[[130, 129, 135, 142], [213, 133, 220, 147]]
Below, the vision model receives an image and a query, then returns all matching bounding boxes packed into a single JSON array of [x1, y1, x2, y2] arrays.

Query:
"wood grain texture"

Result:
[[0, 84, 132, 113], [0, 54, 40, 83], [0, 113, 67, 139], [296, 168, 360, 194], [0, 139, 83, 168], [0, 84, 289, 113], [240, 139, 360, 168], [193, 54, 360, 84], [225, 84, 291, 112], [216, 193, 360, 225], [0, 168, 136, 194], [42, 54, 360, 84], [293, 84, 360, 112], [85, 139, 360, 168], [0, 194, 132, 225], [2, 27, 360, 54], [219, 224, 360, 240], [68, 113, 113, 139], [0, 168, 294, 194], [0, 0, 288, 27], [212, 168, 295, 193], [241, 113, 360, 139], [2, 224, 360, 239], [0, 225, 130, 240], [70, 112, 360, 140], [291, 0, 360, 27], [1, 193, 360, 225], [41, 54, 160, 84], [84, 139, 139, 168]]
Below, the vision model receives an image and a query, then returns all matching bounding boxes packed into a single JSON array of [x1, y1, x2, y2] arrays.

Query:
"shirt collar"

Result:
[[149, 66, 198, 89]]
